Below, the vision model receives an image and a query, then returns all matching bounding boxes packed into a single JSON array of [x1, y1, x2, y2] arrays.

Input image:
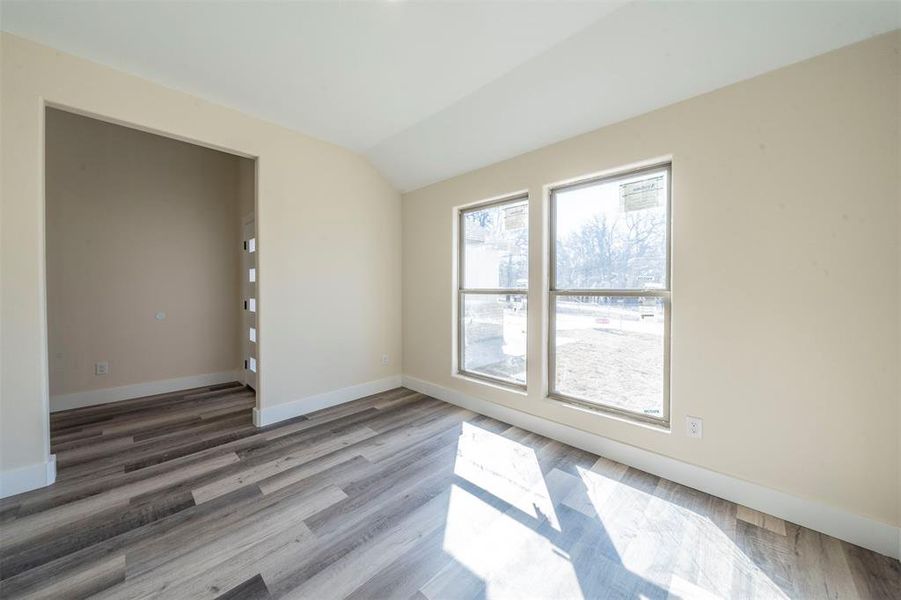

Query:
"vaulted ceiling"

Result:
[[3, 1, 898, 191]]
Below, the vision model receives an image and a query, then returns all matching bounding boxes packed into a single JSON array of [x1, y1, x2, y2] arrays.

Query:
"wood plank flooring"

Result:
[[0, 384, 897, 599]]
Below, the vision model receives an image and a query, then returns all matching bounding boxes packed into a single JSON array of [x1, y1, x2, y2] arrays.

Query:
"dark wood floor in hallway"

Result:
[[0, 384, 897, 599]]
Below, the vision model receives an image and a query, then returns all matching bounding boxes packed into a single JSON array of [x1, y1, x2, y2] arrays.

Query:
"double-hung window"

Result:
[[458, 195, 529, 388], [549, 164, 671, 425]]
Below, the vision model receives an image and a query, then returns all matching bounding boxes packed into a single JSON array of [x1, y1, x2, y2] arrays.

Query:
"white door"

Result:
[[241, 216, 257, 389]]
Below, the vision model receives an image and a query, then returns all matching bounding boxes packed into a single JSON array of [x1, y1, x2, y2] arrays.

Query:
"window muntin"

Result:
[[550, 164, 670, 425], [458, 196, 529, 387]]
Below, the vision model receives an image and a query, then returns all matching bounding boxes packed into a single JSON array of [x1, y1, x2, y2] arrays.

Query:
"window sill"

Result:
[[545, 394, 671, 433], [453, 371, 528, 396]]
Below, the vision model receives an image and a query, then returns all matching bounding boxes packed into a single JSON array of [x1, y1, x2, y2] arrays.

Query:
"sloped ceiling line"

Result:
[[2, 0, 898, 192]]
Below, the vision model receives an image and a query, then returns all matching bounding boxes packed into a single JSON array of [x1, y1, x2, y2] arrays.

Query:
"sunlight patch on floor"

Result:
[[441, 483, 583, 599], [444, 424, 791, 600], [572, 465, 790, 599], [453, 422, 560, 530]]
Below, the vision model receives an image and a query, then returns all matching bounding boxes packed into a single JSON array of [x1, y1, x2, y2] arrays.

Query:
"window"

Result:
[[549, 164, 671, 425], [458, 195, 528, 387]]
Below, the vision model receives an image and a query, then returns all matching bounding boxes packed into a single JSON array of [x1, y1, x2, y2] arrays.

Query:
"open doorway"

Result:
[[44, 107, 258, 467]]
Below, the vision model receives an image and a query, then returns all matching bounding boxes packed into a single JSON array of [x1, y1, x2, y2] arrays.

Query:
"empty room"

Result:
[[0, 1, 898, 599]]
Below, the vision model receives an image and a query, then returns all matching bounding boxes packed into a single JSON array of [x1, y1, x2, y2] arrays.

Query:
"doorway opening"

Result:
[[44, 106, 258, 469]]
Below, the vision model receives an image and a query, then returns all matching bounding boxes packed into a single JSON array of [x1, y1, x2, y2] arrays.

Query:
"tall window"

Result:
[[458, 195, 529, 387], [549, 164, 671, 425]]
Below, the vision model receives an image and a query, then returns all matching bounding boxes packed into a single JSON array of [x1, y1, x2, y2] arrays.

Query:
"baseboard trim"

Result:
[[0, 454, 57, 499], [402, 375, 901, 560], [253, 375, 403, 427], [50, 371, 242, 412]]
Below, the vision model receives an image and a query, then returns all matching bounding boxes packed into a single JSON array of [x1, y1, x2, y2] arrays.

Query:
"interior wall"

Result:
[[897, 47, 901, 546], [45, 109, 246, 403], [0, 33, 402, 483], [402, 32, 900, 527], [237, 157, 256, 387]]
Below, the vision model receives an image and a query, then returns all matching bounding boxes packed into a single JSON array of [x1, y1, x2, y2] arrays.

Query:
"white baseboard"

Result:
[[402, 375, 901, 560], [253, 375, 403, 427], [0, 454, 56, 499], [50, 370, 242, 412]]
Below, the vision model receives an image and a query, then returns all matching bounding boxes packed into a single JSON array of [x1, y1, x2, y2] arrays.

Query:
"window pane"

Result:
[[463, 199, 528, 289], [555, 170, 667, 290], [462, 293, 527, 385], [553, 295, 665, 418]]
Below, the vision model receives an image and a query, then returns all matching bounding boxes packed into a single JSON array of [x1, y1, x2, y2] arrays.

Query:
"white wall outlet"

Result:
[[95, 361, 109, 376], [381, 354, 390, 365], [686, 415, 703, 439]]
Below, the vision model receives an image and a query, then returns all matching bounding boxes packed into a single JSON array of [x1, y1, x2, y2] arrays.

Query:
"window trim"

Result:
[[457, 193, 529, 390], [547, 163, 672, 427]]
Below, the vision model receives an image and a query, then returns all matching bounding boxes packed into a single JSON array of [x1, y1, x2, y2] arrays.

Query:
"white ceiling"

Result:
[[2, 1, 898, 191]]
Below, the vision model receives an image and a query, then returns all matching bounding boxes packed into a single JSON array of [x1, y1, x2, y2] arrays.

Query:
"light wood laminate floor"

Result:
[[0, 384, 897, 599]]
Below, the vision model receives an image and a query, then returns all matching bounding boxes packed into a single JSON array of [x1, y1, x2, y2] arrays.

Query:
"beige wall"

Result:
[[45, 109, 246, 401], [0, 33, 402, 475], [403, 33, 901, 527], [236, 156, 256, 386], [237, 158, 255, 218]]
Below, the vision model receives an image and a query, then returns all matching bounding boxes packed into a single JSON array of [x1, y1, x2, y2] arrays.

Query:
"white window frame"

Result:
[[457, 194, 529, 390], [548, 163, 672, 427]]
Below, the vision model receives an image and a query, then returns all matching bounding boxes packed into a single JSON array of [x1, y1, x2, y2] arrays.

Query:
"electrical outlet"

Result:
[[95, 361, 109, 376], [686, 415, 703, 439], [381, 354, 390, 365]]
